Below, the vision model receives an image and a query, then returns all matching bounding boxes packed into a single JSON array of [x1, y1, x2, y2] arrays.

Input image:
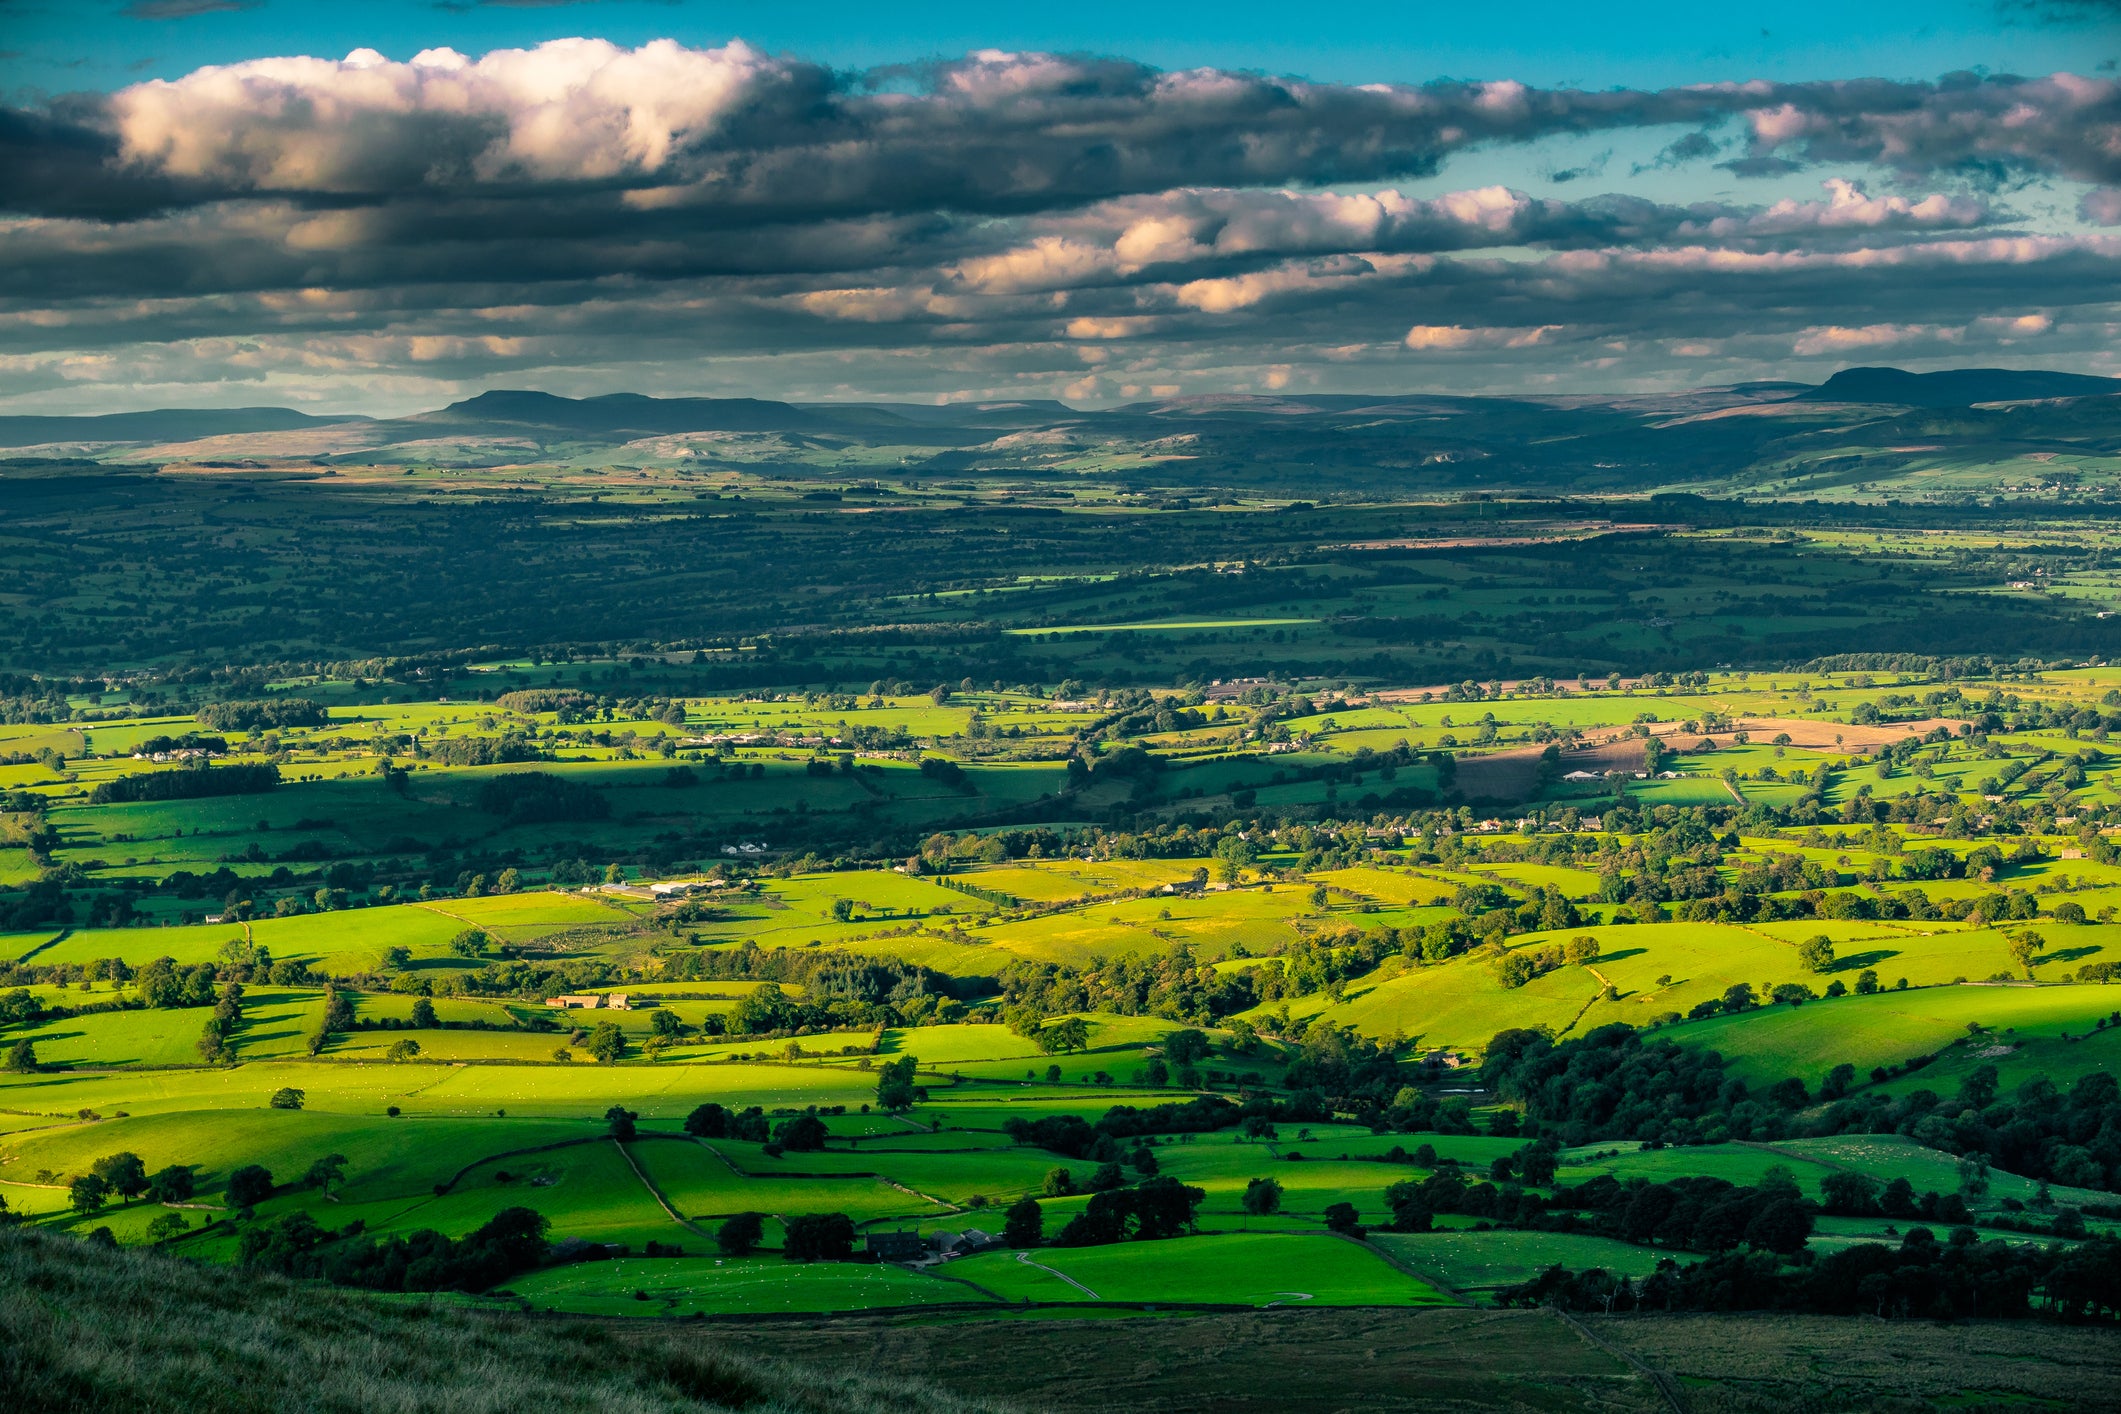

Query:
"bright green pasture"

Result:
[[414, 891, 632, 939], [632, 1137, 944, 1223], [0, 1057, 879, 1124], [1374, 1231, 1667, 1291], [5, 987, 325, 1066], [1310, 918, 2121, 1057], [953, 1232, 1447, 1306], [1308, 867, 1453, 907], [1557, 1142, 1839, 1194], [0, 1107, 588, 1203], [1664, 982, 2121, 1089], [507, 1254, 977, 1316], [1768, 1135, 2115, 1211], [32, 907, 464, 971]]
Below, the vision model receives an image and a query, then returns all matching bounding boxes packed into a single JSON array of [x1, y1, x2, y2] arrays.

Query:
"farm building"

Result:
[[546, 995, 603, 1009], [866, 1231, 926, 1262]]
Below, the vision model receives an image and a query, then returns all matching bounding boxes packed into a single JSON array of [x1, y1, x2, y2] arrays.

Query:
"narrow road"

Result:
[[1015, 1249, 1099, 1300], [613, 1138, 711, 1240]]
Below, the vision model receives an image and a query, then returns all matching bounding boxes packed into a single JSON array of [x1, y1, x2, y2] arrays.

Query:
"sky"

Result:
[[0, 0, 2118, 413]]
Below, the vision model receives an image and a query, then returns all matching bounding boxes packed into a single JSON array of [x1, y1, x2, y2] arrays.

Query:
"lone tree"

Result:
[[782, 1212, 856, 1262], [684, 1102, 731, 1138], [605, 1105, 638, 1142], [69, 1174, 110, 1215], [2008, 930, 2044, 977], [4, 1039, 35, 1073], [303, 1154, 349, 1192], [716, 1212, 765, 1255], [90, 1152, 149, 1201], [1241, 1176, 1284, 1216], [385, 1039, 422, 1062], [1798, 935, 1836, 974], [1002, 1195, 1043, 1248], [146, 1164, 196, 1204], [268, 1087, 305, 1110], [1035, 1017, 1091, 1054], [875, 1055, 920, 1112], [587, 1022, 627, 1064], [226, 1164, 274, 1210]]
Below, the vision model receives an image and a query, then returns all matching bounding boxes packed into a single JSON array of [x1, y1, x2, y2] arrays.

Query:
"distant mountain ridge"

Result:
[[0, 406, 354, 448], [1799, 366, 2121, 407], [0, 366, 2115, 454]]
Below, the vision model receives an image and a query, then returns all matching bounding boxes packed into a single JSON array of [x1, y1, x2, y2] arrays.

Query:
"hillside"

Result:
[[7, 366, 2119, 500], [0, 1226, 1003, 1414]]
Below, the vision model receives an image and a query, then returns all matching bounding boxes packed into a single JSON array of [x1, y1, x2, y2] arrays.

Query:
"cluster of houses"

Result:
[[679, 732, 843, 748], [863, 1227, 999, 1265], [546, 993, 629, 1010]]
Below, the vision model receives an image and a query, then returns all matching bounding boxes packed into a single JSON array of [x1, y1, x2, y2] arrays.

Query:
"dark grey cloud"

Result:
[[5, 45, 2113, 227], [0, 41, 2114, 408]]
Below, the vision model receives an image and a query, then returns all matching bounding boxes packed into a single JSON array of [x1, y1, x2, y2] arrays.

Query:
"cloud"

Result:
[[1405, 324, 1562, 350], [2, 42, 2109, 228], [0, 41, 2118, 407]]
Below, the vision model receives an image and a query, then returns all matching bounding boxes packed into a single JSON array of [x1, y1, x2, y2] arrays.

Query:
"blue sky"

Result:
[[4, 0, 2110, 96], [0, 0, 2116, 412]]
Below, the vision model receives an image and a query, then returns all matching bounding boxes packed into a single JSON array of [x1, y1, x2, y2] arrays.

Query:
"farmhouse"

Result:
[[546, 995, 604, 1009], [866, 1230, 926, 1262]]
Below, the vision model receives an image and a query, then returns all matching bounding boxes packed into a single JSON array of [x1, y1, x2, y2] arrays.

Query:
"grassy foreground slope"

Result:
[[0, 1227, 1003, 1414]]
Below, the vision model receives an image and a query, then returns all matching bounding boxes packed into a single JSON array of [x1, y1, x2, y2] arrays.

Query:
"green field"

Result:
[[952, 1232, 1447, 1307]]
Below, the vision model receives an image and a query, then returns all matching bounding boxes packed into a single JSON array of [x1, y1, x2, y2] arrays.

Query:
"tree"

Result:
[[1798, 935, 1836, 974], [716, 1212, 764, 1255], [385, 1039, 422, 1062], [685, 1102, 731, 1138], [195, 1018, 232, 1064], [605, 1105, 638, 1141], [1564, 935, 1600, 966], [1495, 952, 1536, 989], [449, 928, 490, 958], [875, 1054, 920, 1112], [1241, 1176, 1283, 1216], [1042, 1167, 1077, 1197], [1323, 1202, 1364, 1237], [2008, 930, 2043, 976], [146, 1164, 196, 1204], [5, 1039, 36, 1073], [382, 946, 412, 971], [1163, 1029, 1210, 1067], [268, 1087, 305, 1110], [776, 1112, 829, 1151], [648, 1008, 682, 1039], [70, 1174, 110, 1214], [1820, 1171, 1880, 1215], [1036, 1017, 1090, 1054], [226, 1164, 274, 1209], [91, 1152, 148, 1200], [1003, 1195, 1043, 1248], [1742, 1198, 1814, 1255], [303, 1154, 348, 1191], [831, 898, 854, 922], [782, 1212, 856, 1262], [410, 998, 437, 1028], [587, 1022, 626, 1064], [145, 1211, 191, 1243]]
